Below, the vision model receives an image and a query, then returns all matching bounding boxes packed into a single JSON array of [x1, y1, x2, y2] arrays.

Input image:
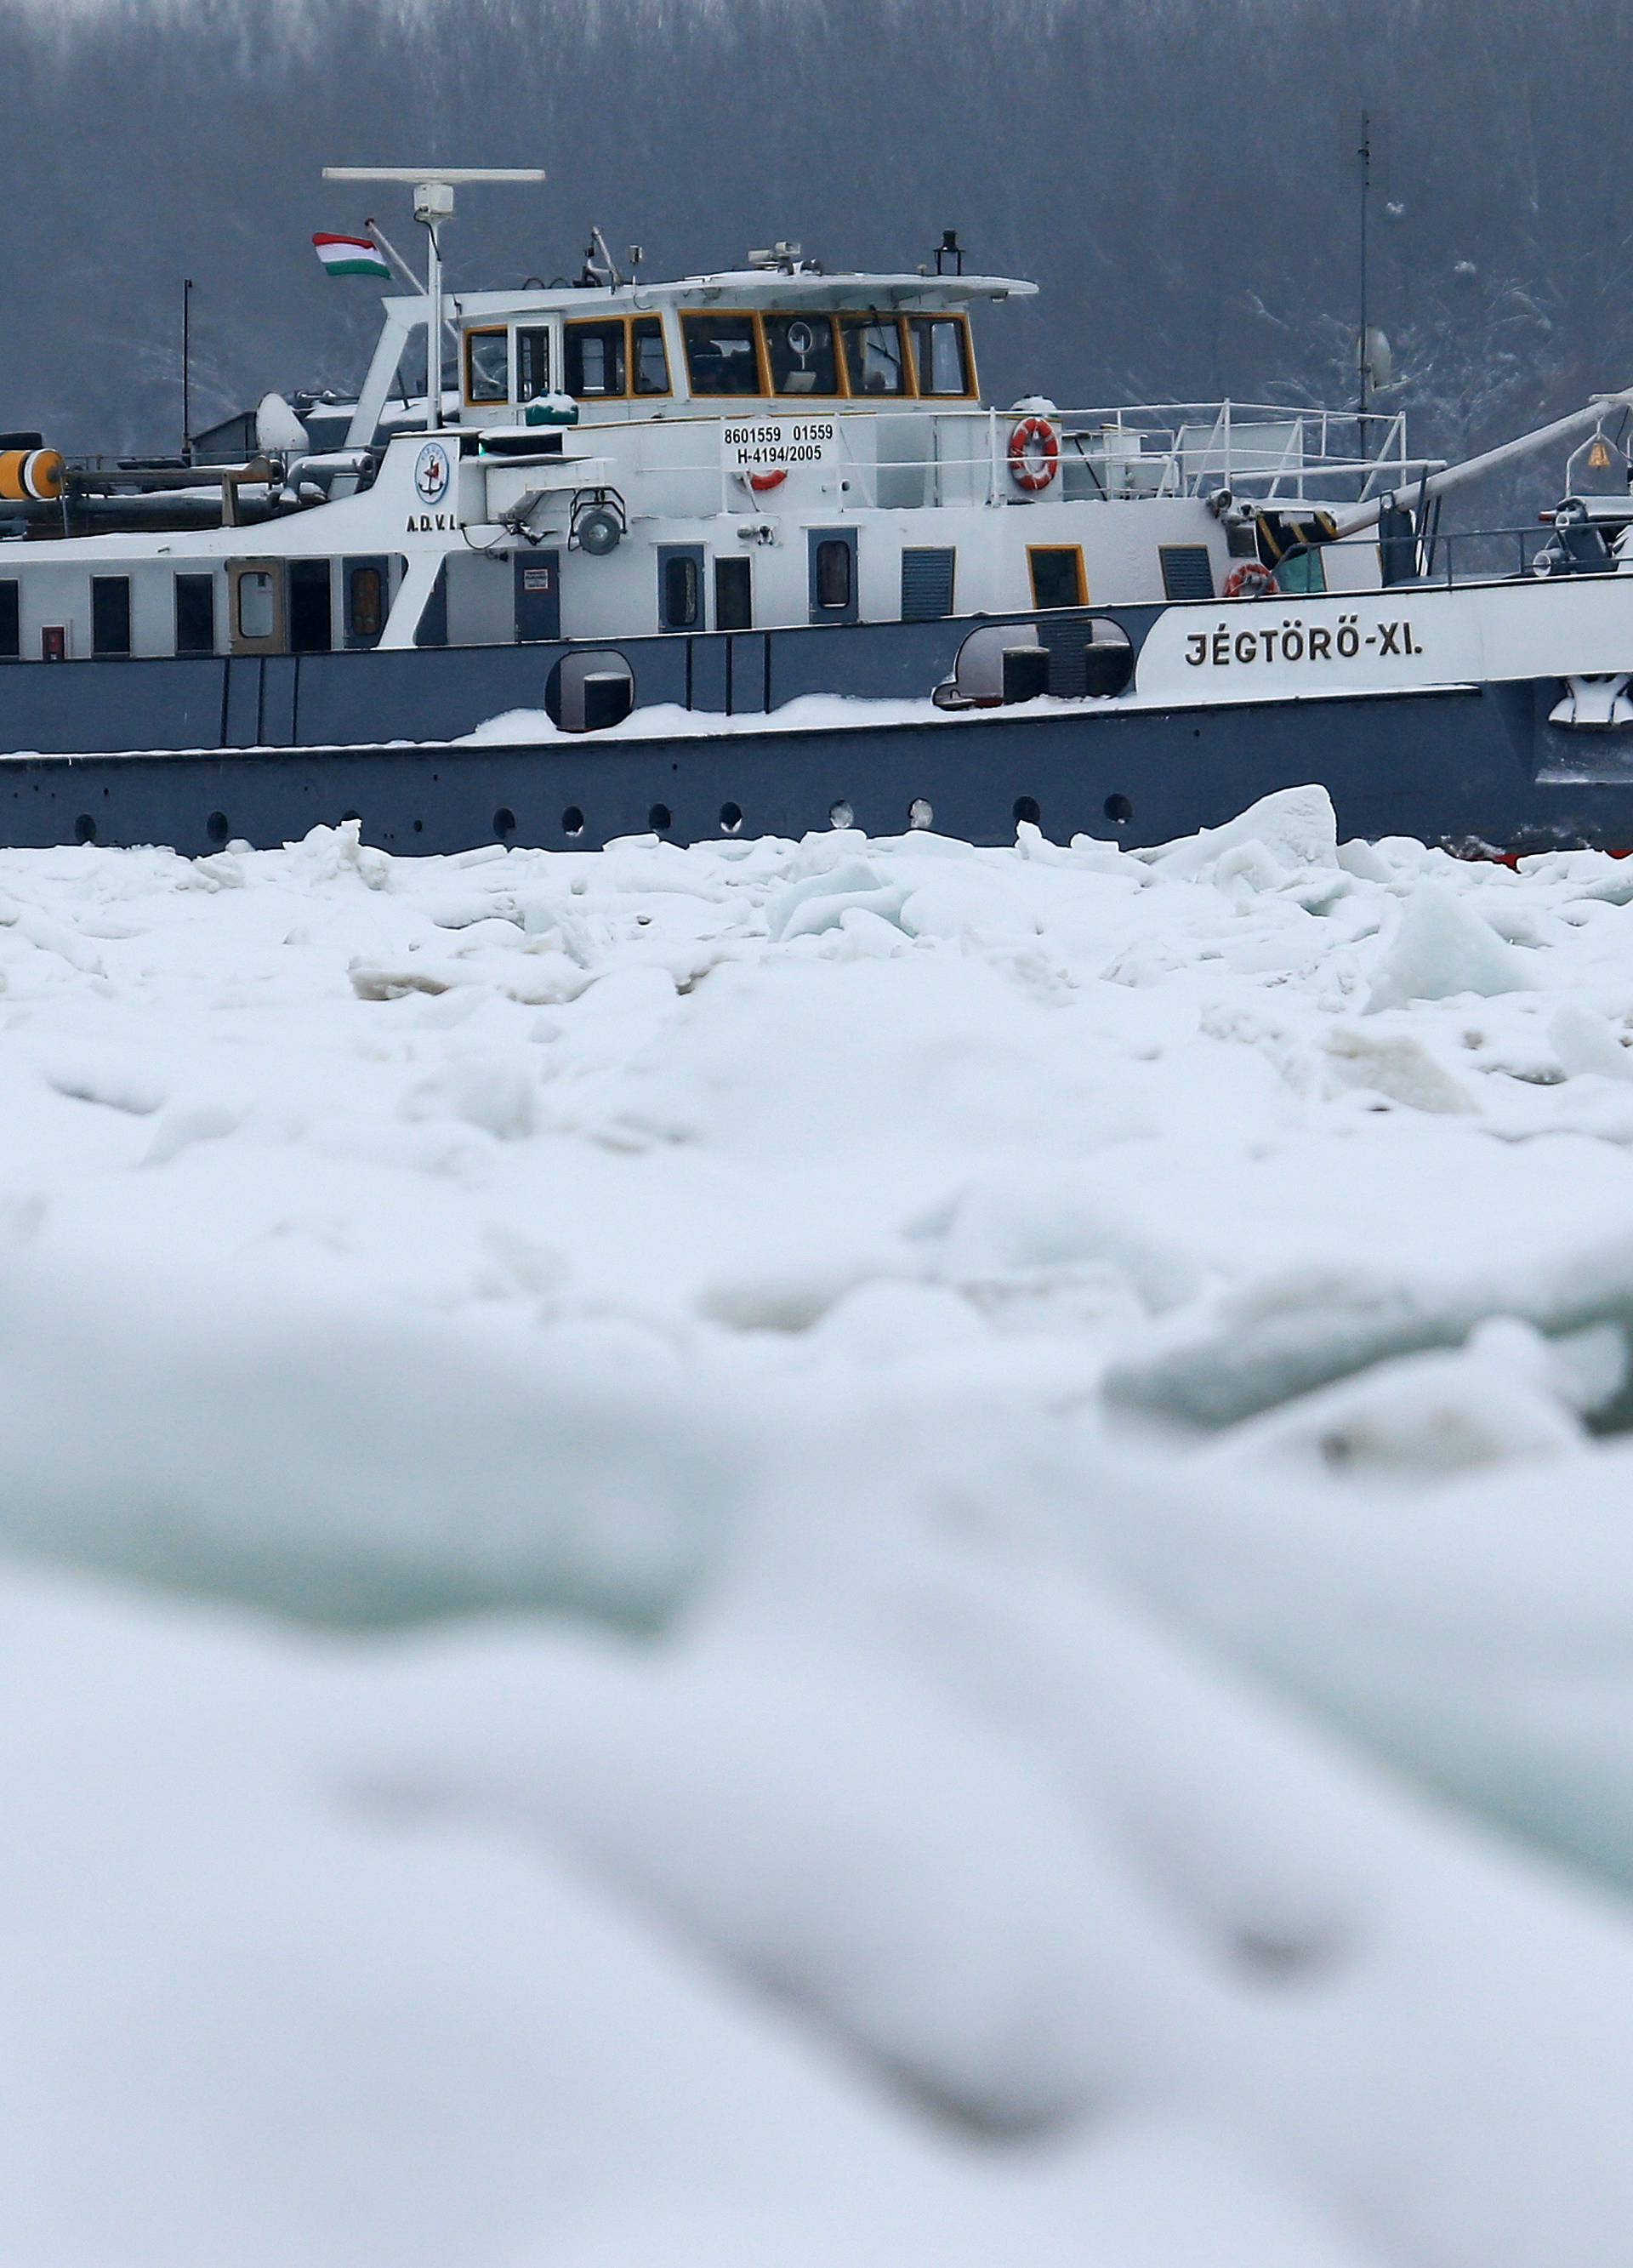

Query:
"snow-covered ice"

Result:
[[9, 789, 1633, 2263]]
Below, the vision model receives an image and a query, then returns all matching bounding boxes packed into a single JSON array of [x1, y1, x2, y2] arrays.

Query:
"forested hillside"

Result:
[[8, 0, 1630, 502]]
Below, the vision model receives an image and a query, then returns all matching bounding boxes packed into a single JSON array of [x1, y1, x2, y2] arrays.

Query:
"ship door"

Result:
[[227, 558, 285, 656], [808, 528, 859, 625], [514, 550, 561, 641], [287, 558, 333, 653], [343, 556, 390, 650]]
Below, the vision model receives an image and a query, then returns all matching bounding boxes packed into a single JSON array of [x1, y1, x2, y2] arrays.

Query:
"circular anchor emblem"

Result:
[[413, 441, 452, 506]]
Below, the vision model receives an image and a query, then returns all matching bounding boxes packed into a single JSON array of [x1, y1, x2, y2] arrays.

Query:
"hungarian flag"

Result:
[[312, 231, 390, 281]]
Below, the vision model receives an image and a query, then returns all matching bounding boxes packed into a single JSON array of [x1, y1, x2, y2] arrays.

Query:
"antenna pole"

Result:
[[1357, 110, 1372, 426], [424, 214, 442, 429], [181, 276, 194, 464], [322, 169, 547, 436]]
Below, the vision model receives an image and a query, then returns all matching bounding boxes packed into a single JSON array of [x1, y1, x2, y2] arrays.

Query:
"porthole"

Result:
[[493, 806, 516, 839], [648, 803, 673, 833], [828, 800, 855, 830], [74, 813, 96, 845], [1013, 796, 1041, 828], [908, 798, 934, 830], [720, 802, 743, 835], [561, 806, 585, 837], [206, 811, 230, 845], [1104, 793, 1133, 824]]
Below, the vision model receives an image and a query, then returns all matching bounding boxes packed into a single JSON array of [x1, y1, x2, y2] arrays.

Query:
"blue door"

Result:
[[514, 550, 561, 641], [808, 528, 858, 625]]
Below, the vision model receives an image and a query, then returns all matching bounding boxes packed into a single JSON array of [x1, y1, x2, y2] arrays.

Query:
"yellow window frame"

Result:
[[837, 311, 910, 402], [902, 311, 978, 402], [462, 325, 510, 409], [1027, 544, 1088, 609], [629, 313, 673, 399], [834, 310, 978, 402], [761, 311, 848, 402], [680, 309, 773, 399], [561, 314, 674, 402]]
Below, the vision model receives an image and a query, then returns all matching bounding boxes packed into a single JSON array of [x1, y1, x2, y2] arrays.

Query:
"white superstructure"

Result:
[[0, 174, 1428, 680], [8, 168, 1632, 717]]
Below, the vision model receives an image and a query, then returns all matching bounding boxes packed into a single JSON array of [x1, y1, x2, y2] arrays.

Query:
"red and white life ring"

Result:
[[1007, 416, 1060, 493], [737, 466, 788, 495], [1223, 561, 1277, 599]]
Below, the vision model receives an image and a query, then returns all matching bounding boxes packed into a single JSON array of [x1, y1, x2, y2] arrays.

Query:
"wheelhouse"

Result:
[[427, 271, 991, 427]]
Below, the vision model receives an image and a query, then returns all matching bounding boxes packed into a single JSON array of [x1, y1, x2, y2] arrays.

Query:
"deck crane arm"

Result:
[[1327, 388, 1633, 539]]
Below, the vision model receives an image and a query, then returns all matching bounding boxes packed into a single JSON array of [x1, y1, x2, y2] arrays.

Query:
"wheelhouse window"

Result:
[[91, 575, 131, 657], [464, 328, 509, 406], [174, 573, 215, 656], [631, 316, 670, 396], [765, 313, 838, 396], [839, 315, 907, 396], [515, 327, 552, 403], [0, 579, 18, 660], [566, 321, 626, 399], [682, 313, 763, 396], [1027, 545, 1086, 609], [906, 315, 971, 397]]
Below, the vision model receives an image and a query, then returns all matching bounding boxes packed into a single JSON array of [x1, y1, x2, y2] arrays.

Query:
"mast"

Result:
[[181, 276, 193, 464], [1357, 111, 1371, 427], [321, 168, 548, 430], [422, 187, 446, 428]]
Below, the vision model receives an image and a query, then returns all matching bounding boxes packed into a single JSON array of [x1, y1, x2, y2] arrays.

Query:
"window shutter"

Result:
[[1159, 544, 1215, 601], [901, 546, 955, 622]]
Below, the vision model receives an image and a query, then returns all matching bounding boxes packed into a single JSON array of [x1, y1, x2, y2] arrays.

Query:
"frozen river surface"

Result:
[[10, 788, 1633, 2266]]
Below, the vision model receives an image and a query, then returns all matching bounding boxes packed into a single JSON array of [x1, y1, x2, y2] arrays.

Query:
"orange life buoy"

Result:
[[1223, 561, 1277, 599], [738, 466, 787, 495], [1007, 416, 1060, 493]]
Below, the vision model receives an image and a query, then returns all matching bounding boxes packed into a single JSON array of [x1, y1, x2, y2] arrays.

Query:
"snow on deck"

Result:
[[8, 786, 1633, 2265]]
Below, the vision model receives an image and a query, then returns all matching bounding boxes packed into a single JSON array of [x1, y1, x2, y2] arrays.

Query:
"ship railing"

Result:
[[55, 404, 1415, 520], [1038, 401, 1413, 504], [832, 401, 1414, 509], [1274, 521, 1624, 590], [614, 400, 1416, 516]]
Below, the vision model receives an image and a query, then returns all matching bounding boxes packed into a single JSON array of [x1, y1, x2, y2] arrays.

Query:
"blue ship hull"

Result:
[[0, 609, 1628, 857]]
